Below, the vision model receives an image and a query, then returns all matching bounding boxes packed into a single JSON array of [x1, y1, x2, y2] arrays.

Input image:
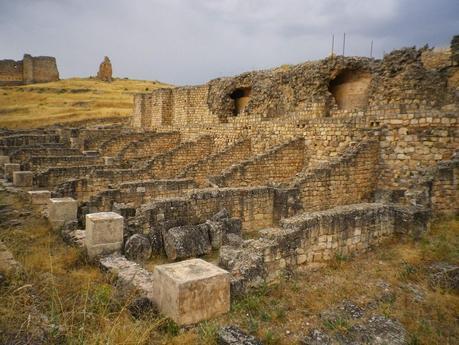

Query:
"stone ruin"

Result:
[[0, 54, 59, 86], [1, 36, 458, 326], [97, 56, 113, 82]]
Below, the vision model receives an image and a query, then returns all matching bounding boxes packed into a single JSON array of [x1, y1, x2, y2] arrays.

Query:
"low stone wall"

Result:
[[211, 138, 305, 187], [138, 187, 285, 236], [99, 132, 153, 157], [144, 135, 214, 179], [54, 136, 213, 200], [430, 159, 459, 215], [116, 132, 181, 161], [35, 165, 113, 188], [10, 147, 81, 163], [0, 134, 60, 147], [87, 179, 197, 212], [26, 155, 103, 171], [177, 138, 252, 186], [220, 203, 430, 294], [293, 140, 379, 211]]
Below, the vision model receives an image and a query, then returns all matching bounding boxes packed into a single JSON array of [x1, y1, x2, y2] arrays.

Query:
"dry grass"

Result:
[[0, 190, 457, 344], [0, 78, 171, 128]]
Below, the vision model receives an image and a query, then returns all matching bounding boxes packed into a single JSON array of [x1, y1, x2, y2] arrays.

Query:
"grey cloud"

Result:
[[0, 0, 457, 85]]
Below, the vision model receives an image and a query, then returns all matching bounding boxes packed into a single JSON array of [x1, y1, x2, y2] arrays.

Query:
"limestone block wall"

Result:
[[139, 186, 278, 234], [220, 203, 430, 293], [87, 179, 197, 212], [430, 159, 459, 215], [210, 138, 305, 187], [133, 86, 216, 130], [116, 132, 181, 161], [177, 138, 252, 186], [0, 54, 59, 85], [10, 148, 81, 163], [145, 136, 214, 179], [99, 132, 154, 157], [377, 112, 458, 190], [0, 134, 60, 147], [79, 128, 125, 150], [35, 165, 110, 188], [0, 59, 23, 85], [26, 155, 103, 171], [293, 140, 380, 211], [68, 136, 213, 199], [421, 48, 452, 70]]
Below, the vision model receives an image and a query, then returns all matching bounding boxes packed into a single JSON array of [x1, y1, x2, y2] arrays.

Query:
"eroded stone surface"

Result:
[[163, 224, 212, 260], [217, 325, 263, 345], [97, 56, 112, 82], [152, 258, 230, 325], [13, 171, 33, 187], [124, 234, 152, 262], [28, 190, 51, 205], [48, 197, 77, 230], [85, 212, 124, 259]]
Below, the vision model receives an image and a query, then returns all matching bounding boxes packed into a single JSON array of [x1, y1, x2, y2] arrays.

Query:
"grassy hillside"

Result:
[[0, 78, 171, 128]]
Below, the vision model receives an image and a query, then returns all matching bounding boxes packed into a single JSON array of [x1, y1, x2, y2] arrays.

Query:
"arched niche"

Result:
[[328, 70, 371, 111], [229, 87, 252, 116]]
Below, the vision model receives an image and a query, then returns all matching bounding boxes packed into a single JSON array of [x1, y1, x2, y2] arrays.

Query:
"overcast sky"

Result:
[[1, 0, 457, 85]]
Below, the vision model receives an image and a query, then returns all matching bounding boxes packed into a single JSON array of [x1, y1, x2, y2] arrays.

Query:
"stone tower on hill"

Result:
[[97, 56, 113, 82]]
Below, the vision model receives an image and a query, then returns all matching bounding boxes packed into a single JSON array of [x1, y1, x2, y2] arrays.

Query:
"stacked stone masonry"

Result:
[[1, 38, 458, 308]]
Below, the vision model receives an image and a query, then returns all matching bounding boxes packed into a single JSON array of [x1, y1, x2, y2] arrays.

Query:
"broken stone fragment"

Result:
[[124, 234, 152, 262], [428, 262, 459, 291], [163, 224, 211, 260], [223, 233, 243, 247], [211, 208, 230, 221], [217, 325, 263, 345], [127, 296, 158, 319], [206, 220, 224, 249]]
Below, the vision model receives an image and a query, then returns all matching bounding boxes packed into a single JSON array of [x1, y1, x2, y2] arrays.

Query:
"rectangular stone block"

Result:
[[13, 171, 33, 187], [153, 258, 230, 325], [28, 190, 51, 205], [4, 163, 20, 182], [0, 156, 10, 165], [85, 212, 124, 259], [48, 197, 78, 230], [103, 156, 114, 165]]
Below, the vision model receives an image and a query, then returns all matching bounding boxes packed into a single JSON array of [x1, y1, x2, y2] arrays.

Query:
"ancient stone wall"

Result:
[[139, 187, 278, 234], [220, 203, 429, 293], [211, 138, 305, 187], [0, 59, 23, 85], [430, 159, 459, 215], [178, 139, 252, 186], [293, 140, 380, 212], [117, 132, 181, 161], [87, 179, 197, 212], [0, 54, 59, 85], [26, 155, 103, 171], [377, 112, 458, 190]]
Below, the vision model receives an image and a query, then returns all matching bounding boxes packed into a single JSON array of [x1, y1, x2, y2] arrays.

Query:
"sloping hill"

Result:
[[0, 78, 171, 128]]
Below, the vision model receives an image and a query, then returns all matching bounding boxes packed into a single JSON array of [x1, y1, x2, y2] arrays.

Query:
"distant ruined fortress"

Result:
[[0, 54, 59, 86]]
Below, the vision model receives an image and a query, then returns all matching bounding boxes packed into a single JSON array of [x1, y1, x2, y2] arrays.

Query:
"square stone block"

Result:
[[85, 212, 124, 259], [153, 258, 230, 325], [103, 156, 114, 165], [4, 163, 20, 182], [13, 171, 33, 187], [0, 156, 10, 166], [48, 197, 78, 230], [28, 190, 51, 205]]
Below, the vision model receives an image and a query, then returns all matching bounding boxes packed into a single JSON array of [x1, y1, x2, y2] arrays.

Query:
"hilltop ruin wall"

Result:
[[0, 54, 59, 86]]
